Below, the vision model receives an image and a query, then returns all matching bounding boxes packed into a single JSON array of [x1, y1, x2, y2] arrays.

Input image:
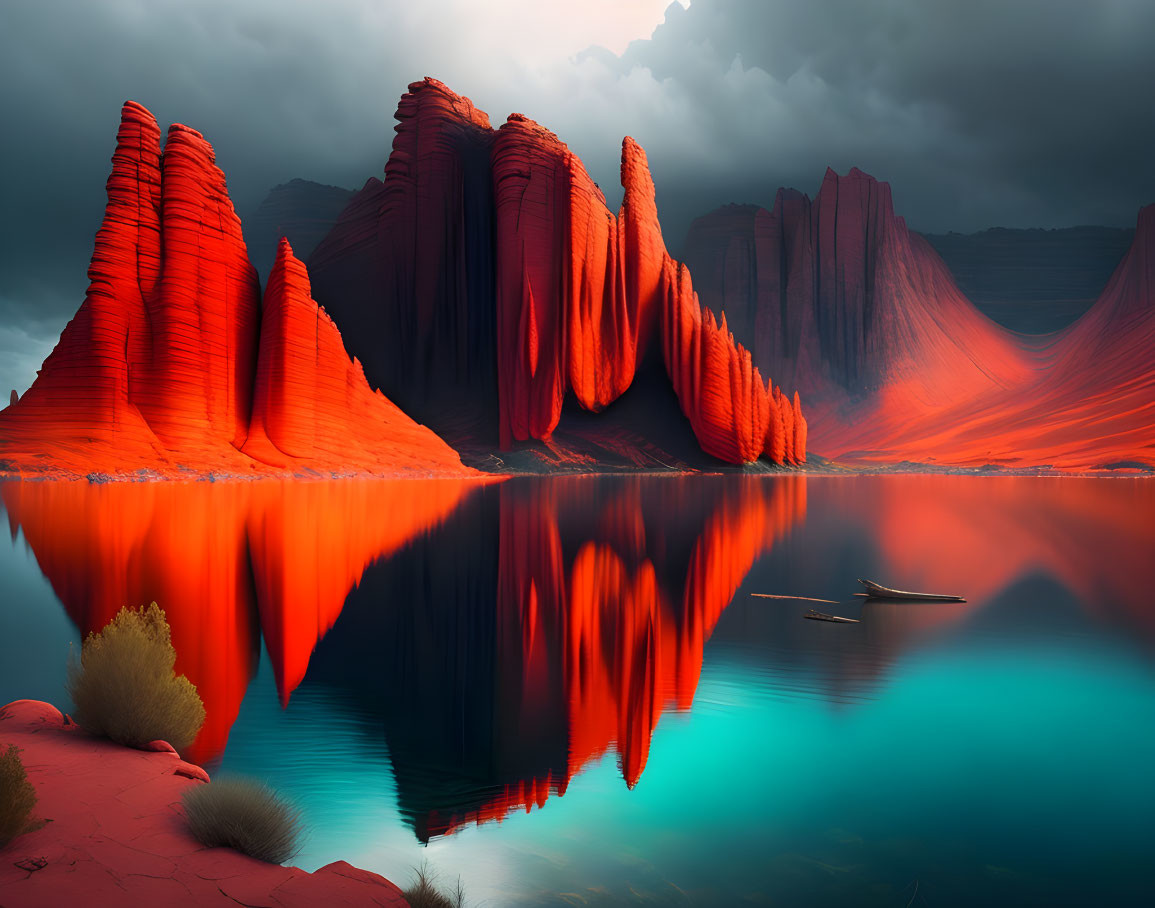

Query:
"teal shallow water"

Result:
[[2, 475, 1153, 906]]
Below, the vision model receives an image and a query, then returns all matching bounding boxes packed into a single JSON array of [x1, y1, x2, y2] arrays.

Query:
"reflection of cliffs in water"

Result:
[[300, 476, 807, 841], [710, 475, 1155, 707], [7, 473, 1150, 844], [1, 480, 482, 762]]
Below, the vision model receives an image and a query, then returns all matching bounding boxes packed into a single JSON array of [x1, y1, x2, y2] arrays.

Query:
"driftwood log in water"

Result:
[[804, 610, 860, 624], [751, 593, 839, 604], [858, 579, 967, 602]]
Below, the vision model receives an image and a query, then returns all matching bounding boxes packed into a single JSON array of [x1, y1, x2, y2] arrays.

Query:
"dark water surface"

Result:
[[2, 475, 1153, 906]]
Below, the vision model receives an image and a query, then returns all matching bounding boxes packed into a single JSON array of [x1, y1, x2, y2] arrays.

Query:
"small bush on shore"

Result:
[[0, 744, 43, 848], [182, 777, 303, 864], [67, 602, 205, 753], [404, 862, 466, 908]]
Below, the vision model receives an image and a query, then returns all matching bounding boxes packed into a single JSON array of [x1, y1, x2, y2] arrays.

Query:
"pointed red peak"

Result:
[[1135, 203, 1155, 244], [120, 100, 159, 129], [403, 77, 493, 130]]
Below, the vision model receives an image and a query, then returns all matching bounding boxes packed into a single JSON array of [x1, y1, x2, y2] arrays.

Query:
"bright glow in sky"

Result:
[[457, 0, 688, 60]]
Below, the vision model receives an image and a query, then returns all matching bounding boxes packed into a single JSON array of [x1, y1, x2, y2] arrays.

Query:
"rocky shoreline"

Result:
[[0, 700, 407, 907]]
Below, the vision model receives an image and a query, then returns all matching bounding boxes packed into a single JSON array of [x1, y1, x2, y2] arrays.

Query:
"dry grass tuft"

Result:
[[182, 777, 303, 864], [67, 602, 205, 753], [0, 744, 43, 848], [403, 862, 466, 908]]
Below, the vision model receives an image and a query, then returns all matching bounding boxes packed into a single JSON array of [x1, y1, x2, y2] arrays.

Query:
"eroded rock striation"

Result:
[[309, 78, 806, 465], [243, 238, 469, 475], [0, 102, 475, 479]]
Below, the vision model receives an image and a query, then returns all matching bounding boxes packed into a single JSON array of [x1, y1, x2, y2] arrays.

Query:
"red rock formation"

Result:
[[309, 78, 806, 465], [133, 123, 261, 457], [0, 102, 172, 474], [308, 80, 498, 444], [0, 700, 407, 907], [0, 101, 477, 479], [242, 239, 470, 475], [682, 169, 1154, 470]]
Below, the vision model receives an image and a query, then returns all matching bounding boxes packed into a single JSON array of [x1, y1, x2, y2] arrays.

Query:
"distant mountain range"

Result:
[[922, 225, 1134, 334], [679, 173, 1154, 469]]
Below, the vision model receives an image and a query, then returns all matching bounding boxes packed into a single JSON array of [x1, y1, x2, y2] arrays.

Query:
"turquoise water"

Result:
[[2, 475, 1153, 905]]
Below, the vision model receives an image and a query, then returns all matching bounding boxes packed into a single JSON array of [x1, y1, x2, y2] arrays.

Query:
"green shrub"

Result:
[[67, 602, 205, 753], [404, 863, 465, 908], [182, 777, 303, 864], [0, 744, 43, 848]]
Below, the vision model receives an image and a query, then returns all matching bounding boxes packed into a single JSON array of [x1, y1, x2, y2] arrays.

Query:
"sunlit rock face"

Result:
[[682, 171, 1155, 470], [308, 78, 806, 465], [0, 102, 475, 479], [242, 238, 470, 475]]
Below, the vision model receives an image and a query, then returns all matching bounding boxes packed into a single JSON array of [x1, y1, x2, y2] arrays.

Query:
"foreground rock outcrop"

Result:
[[682, 169, 1155, 470], [0, 102, 475, 479], [309, 78, 806, 466], [0, 699, 406, 907]]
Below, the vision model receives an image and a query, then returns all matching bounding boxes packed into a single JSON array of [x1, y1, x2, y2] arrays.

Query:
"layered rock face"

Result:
[[242, 239, 470, 475], [309, 78, 805, 465], [0, 102, 475, 479], [309, 82, 499, 444], [0, 102, 256, 475], [682, 169, 1155, 470]]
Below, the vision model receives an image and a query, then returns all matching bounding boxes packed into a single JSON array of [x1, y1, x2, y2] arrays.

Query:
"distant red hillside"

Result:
[[682, 170, 1155, 470]]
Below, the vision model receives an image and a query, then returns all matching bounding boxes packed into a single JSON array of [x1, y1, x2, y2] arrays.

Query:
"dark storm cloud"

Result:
[[582, 0, 1155, 251], [1, 0, 1152, 393]]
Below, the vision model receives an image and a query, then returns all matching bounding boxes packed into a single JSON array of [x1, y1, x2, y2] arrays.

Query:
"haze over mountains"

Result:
[[679, 169, 1154, 470], [246, 183, 1136, 340]]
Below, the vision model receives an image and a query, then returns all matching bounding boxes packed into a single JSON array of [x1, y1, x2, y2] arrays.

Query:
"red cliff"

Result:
[[308, 80, 498, 445], [0, 102, 476, 479], [242, 239, 469, 475], [309, 78, 806, 465], [682, 170, 1154, 470]]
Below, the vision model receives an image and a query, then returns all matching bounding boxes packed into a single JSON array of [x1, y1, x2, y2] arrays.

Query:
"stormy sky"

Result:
[[2, 0, 1153, 395]]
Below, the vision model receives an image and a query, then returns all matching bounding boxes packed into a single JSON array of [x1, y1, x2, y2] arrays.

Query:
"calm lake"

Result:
[[2, 474, 1153, 906]]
